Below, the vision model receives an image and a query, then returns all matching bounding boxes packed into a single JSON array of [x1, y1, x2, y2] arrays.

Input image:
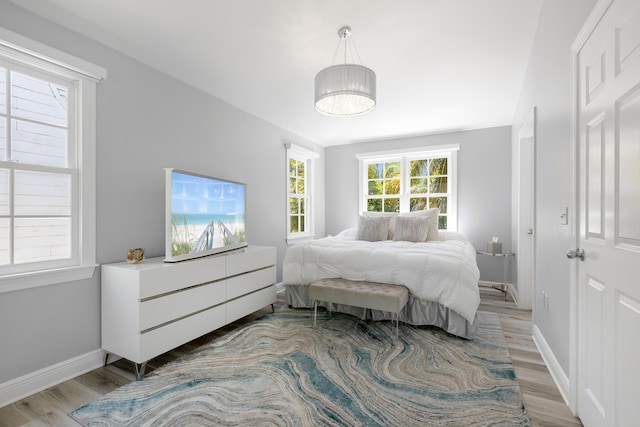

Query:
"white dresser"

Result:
[[101, 245, 276, 379]]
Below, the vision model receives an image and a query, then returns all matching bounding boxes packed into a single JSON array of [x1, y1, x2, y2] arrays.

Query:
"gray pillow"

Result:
[[356, 215, 390, 241], [393, 216, 429, 242], [402, 208, 440, 241]]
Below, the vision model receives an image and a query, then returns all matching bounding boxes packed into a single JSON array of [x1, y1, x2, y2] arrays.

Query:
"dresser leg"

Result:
[[134, 362, 147, 381], [271, 303, 275, 313], [103, 352, 110, 367]]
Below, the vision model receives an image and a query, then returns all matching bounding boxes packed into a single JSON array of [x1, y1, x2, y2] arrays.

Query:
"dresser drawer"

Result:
[[139, 256, 226, 298], [139, 279, 226, 331], [226, 266, 275, 300]]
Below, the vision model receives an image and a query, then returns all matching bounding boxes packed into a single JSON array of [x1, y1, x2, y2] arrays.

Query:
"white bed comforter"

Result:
[[283, 234, 481, 323]]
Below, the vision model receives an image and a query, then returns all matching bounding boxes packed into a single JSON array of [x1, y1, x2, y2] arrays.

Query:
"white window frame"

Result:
[[0, 28, 106, 293], [356, 144, 459, 231], [286, 143, 319, 243]]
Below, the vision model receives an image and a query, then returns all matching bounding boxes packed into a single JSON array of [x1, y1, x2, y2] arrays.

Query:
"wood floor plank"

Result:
[[0, 289, 582, 426]]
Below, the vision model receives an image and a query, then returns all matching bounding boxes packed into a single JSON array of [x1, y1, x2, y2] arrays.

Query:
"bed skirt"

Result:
[[285, 284, 478, 339]]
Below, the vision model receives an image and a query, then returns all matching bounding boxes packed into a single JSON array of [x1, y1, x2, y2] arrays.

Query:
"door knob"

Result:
[[527, 229, 533, 235], [566, 248, 585, 261]]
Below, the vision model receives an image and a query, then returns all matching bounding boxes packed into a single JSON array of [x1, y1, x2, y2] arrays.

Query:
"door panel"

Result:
[[576, 0, 640, 425]]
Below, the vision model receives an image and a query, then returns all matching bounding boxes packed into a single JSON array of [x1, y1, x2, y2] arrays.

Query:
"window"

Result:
[[286, 143, 319, 242], [357, 144, 458, 230], [0, 28, 106, 292]]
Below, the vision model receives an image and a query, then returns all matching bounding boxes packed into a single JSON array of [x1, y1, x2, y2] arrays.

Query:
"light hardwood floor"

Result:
[[0, 288, 582, 426]]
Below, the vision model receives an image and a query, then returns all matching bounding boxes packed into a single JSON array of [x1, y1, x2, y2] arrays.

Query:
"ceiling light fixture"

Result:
[[314, 26, 376, 117]]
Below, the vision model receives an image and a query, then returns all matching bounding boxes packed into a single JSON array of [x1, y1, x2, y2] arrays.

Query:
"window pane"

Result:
[[410, 159, 429, 177], [0, 169, 8, 215], [289, 197, 298, 214], [0, 117, 5, 160], [11, 119, 68, 167], [384, 179, 400, 195], [429, 197, 448, 213], [14, 170, 71, 216], [429, 177, 448, 193], [368, 198, 382, 212], [430, 158, 448, 175], [290, 216, 298, 233], [299, 215, 305, 233], [368, 180, 382, 195], [0, 218, 8, 265], [410, 197, 427, 211], [0, 67, 5, 114], [297, 160, 305, 179], [368, 163, 382, 179], [410, 178, 428, 194], [297, 177, 305, 194], [14, 217, 70, 263], [438, 216, 447, 230], [384, 198, 400, 212], [289, 177, 296, 194], [299, 198, 305, 214], [384, 162, 400, 178], [289, 159, 296, 176], [11, 72, 68, 127]]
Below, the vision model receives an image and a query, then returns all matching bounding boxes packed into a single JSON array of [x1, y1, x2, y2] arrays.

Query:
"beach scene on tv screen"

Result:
[[171, 172, 246, 257]]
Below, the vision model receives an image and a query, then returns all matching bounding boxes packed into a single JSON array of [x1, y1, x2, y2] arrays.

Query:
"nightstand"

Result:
[[475, 250, 515, 300]]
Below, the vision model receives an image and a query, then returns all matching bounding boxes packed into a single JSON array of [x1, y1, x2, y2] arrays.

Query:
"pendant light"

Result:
[[314, 26, 376, 117]]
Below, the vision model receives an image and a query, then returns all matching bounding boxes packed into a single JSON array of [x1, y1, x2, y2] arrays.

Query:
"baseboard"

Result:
[[532, 325, 571, 407], [0, 349, 105, 408]]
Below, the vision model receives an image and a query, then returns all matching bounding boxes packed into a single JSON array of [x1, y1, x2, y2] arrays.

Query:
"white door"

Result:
[[575, 0, 640, 425], [517, 108, 535, 310]]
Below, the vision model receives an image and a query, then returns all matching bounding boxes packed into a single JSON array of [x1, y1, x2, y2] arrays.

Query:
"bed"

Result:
[[283, 212, 481, 339]]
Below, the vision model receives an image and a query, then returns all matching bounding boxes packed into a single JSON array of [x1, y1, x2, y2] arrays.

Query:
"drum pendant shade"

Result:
[[314, 27, 376, 117]]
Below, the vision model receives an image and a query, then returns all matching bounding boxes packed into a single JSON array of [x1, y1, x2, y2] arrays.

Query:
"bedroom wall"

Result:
[[325, 126, 513, 283], [511, 0, 597, 375], [0, 2, 324, 387]]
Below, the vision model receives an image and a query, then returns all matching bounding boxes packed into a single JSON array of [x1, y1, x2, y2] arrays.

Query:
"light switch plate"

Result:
[[560, 207, 568, 225]]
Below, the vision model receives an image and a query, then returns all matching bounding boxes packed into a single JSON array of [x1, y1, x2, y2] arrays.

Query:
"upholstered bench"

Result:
[[308, 278, 409, 337]]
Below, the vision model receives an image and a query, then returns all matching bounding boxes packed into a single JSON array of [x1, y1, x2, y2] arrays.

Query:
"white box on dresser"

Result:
[[101, 245, 276, 379]]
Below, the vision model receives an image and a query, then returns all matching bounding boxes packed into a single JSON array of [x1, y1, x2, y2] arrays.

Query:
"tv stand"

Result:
[[101, 245, 276, 379]]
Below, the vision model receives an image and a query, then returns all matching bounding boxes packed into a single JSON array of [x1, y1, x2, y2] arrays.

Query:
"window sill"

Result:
[[0, 264, 99, 294]]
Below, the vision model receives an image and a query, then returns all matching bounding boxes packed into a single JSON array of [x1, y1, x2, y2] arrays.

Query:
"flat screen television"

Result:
[[164, 168, 247, 262]]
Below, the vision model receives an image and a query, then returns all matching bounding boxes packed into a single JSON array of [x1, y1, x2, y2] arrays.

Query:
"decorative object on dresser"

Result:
[[101, 245, 276, 380], [126, 248, 144, 263]]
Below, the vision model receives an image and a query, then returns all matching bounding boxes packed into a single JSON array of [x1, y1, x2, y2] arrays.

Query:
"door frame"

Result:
[[516, 107, 536, 310], [568, 0, 614, 415]]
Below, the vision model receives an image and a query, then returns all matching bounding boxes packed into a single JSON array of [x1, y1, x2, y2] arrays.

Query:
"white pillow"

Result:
[[361, 211, 398, 239], [335, 227, 358, 238], [438, 230, 468, 242], [393, 216, 429, 242], [356, 215, 390, 241], [402, 208, 440, 241]]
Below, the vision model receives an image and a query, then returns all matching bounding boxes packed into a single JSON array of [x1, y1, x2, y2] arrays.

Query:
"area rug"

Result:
[[72, 308, 529, 426]]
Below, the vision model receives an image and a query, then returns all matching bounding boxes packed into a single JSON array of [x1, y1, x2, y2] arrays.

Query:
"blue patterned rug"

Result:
[[72, 308, 529, 426]]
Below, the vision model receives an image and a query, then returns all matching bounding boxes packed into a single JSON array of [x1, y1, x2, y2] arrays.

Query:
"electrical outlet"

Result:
[[541, 291, 550, 312]]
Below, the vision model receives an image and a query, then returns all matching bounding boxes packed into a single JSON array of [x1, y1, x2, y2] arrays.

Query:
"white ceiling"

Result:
[[13, 0, 543, 146]]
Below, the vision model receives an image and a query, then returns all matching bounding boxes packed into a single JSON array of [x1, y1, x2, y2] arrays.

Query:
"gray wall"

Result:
[[511, 0, 597, 374], [0, 2, 324, 384], [325, 126, 513, 283]]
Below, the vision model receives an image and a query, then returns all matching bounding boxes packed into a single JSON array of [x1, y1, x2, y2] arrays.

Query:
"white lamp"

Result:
[[314, 26, 376, 117]]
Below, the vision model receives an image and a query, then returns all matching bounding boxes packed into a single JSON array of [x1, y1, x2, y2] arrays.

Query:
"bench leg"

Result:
[[395, 312, 399, 339], [313, 300, 317, 327]]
